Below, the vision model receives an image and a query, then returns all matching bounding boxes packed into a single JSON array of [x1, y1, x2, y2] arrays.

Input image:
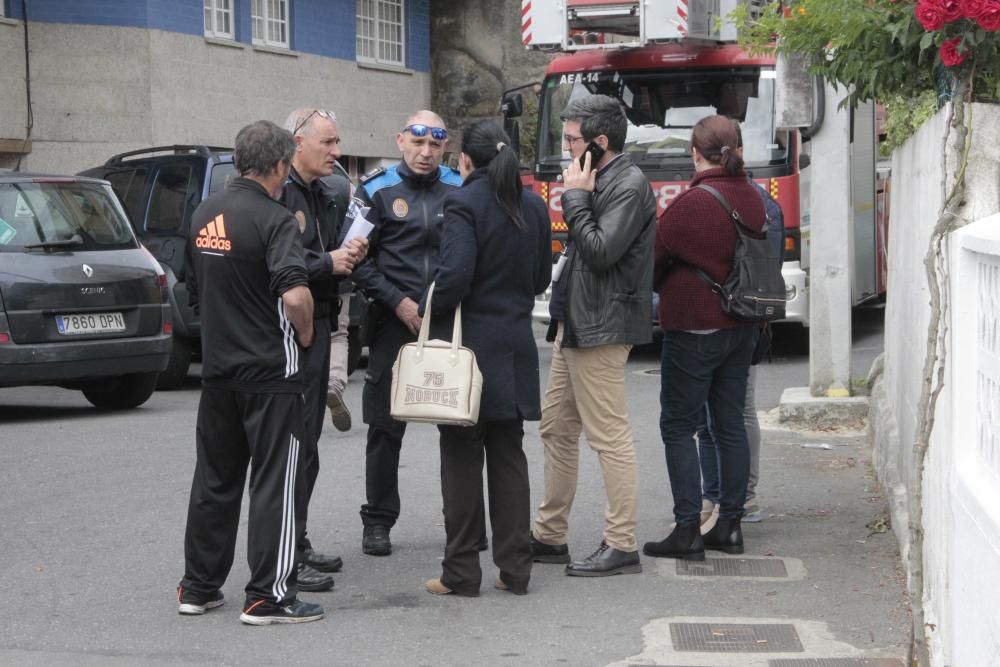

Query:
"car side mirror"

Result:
[[501, 92, 524, 119]]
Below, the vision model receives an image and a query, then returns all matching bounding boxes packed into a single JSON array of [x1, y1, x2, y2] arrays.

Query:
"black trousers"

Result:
[[298, 316, 332, 553], [437, 420, 532, 596], [360, 316, 413, 527], [181, 386, 305, 604]]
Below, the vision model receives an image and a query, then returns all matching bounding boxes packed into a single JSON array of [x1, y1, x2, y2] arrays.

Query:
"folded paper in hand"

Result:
[[340, 198, 374, 248]]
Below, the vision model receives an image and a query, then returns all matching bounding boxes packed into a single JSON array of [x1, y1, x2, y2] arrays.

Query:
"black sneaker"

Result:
[[362, 525, 392, 556], [177, 586, 225, 615], [297, 563, 335, 592], [239, 598, 324, 626]]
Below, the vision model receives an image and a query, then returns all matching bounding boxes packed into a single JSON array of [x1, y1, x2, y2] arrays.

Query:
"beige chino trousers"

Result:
[[533, 323, 638, 552]]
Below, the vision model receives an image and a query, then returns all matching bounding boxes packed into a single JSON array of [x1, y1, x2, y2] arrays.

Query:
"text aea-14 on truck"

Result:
[[505, 0, 889, 326]]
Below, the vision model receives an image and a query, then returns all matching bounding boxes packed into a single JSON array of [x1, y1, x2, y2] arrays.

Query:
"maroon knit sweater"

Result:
[[655, 167, 766, 331]]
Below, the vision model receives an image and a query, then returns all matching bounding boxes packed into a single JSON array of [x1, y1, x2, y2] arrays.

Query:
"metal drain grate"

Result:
[[676, 557, 789, 577], [670, 623, 804, 652], [770, 660, 905, 667]]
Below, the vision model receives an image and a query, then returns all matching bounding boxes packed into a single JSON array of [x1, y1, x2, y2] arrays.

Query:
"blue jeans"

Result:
[[697, 364, 760, 505], [660, 327, 755, 525]]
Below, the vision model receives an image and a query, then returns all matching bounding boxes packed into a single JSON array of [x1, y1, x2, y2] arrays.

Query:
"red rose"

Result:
[[960, 0, 988, 18], [939, 37, 968, 66], [941, 0, 964, 20], [916, 0, 947, 29], [977, 3, 1000, 30]]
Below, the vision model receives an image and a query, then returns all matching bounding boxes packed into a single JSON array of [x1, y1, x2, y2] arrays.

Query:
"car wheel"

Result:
[[347, 326, 363, 376], [156, 334, 193, 389], [81, 372, 159, 410]]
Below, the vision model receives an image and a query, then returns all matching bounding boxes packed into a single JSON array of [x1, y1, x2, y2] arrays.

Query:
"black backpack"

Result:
[[691, 184, 786, 322]]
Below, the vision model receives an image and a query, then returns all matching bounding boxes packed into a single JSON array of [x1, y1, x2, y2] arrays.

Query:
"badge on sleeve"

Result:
[[294, 210, 307, 233], [392, 198, 409, 219]]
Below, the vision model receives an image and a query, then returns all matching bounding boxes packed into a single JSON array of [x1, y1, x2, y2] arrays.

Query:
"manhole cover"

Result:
[[677, 557, 788, 578], [670, 623, 804, 652], [770, 660, 904, 667]]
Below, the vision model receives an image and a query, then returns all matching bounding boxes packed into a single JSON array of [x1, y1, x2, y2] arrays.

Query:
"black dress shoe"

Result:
[[643, 523, 706, 561], [304, 548, 343, 573], [529, 533, 570, 564], [703, 516, 744, 554], [362, 525, 392, 556], [564, 542, 641, 577], [296, 563, 334, 592]]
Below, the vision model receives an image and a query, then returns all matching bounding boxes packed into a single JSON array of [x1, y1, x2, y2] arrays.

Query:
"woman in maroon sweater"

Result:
[[643, 115, 764, 562]]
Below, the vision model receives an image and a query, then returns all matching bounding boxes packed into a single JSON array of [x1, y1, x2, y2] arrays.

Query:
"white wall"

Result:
[[869, 102, 1000, 666], [1, 23, 430, 174]]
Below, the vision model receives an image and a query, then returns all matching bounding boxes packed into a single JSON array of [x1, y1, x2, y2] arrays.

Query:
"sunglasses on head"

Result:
[[403, 124, 447, 141], [293, 109, 336, 135]]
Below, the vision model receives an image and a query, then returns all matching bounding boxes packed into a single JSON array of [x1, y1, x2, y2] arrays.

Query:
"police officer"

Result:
[[352, 110, 462, 556], [177, 120, 324, 625], [280, 108, 368, 590]]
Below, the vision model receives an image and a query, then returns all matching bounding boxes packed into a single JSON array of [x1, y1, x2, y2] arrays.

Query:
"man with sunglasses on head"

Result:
[[280, 107, 369, 592], [351, 110, 462, 556]]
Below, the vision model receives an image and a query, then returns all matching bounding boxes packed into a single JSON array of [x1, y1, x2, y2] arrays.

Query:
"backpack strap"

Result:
[[685, 184, 740, 295], [696, 183, 742, 224]]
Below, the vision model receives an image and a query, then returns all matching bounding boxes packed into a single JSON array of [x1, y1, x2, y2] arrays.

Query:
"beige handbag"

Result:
[[389, 282, 483, 426]]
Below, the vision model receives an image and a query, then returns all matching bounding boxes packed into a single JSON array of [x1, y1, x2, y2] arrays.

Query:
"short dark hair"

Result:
[[560, 94, 627, 153], [233, 121, 295, 177]]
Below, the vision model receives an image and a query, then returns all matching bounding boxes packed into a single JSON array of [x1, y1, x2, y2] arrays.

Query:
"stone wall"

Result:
[[430, 0, 550, 154]]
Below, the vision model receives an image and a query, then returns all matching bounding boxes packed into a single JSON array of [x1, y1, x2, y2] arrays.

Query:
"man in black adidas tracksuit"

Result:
[[177, 120, 323, 626], [279, 108, 368, 591]]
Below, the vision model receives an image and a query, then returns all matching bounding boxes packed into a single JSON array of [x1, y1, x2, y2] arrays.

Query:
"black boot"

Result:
[[702, 516, 743, 554], [642, 523, 705, 561]]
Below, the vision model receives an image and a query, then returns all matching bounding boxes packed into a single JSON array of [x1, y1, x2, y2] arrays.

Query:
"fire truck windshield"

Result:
[[538, 67, 786, 170]]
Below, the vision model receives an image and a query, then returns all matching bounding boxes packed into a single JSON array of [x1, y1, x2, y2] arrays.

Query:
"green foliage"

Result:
[[518, 92, 540, 167], [732, 0, 999, 151], [881, 90, 939, 155]]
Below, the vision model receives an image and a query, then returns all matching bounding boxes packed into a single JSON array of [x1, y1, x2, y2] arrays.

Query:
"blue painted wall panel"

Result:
[[294, 0, 355, 60], [407, 0, 429, 72], [7, 0, 431, 71], [148, 0, 202, 36], [14, 0, 148, 26]]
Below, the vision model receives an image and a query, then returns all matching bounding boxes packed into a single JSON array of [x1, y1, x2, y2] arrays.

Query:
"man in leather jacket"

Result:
[[530, 94, 656, 577], [351, 110, 462, 556], [280, 108, 367, 592]]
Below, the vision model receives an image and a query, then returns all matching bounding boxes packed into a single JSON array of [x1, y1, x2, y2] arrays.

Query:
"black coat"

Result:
[[422, 167, 552, 422]]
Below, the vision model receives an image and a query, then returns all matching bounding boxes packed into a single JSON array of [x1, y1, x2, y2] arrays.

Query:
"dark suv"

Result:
[[81, 146, 366, 388], [80, 146, 237, 388], [0, 172, 171, 408]]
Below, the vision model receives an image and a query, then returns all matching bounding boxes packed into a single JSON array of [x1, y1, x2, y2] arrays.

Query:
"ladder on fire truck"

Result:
[[521, 0, 754, 51]]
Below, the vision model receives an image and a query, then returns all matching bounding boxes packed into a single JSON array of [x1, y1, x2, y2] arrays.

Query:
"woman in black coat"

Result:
[[420, 120, 552, 596]]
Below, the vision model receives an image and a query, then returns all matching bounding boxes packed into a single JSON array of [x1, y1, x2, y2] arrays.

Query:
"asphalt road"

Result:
[[0, 306, 905, 666]]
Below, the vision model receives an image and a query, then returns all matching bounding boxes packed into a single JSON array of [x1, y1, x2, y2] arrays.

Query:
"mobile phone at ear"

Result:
[[579, 141, 606, 170]]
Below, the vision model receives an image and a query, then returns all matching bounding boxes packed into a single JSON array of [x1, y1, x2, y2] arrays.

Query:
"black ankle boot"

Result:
[[703, 516, 744, 554], [642, 523, 705, 561]]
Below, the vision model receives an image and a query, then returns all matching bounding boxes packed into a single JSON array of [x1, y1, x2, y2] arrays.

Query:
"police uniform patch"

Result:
[[392, 198, 409, 219], [294, 210, 307, 233]]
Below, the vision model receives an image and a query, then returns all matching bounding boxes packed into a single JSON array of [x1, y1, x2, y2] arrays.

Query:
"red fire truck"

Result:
[[506, 0, 889, 325]]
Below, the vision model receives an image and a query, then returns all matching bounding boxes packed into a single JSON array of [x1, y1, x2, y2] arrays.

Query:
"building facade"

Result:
[[0, 0, 431, 176]]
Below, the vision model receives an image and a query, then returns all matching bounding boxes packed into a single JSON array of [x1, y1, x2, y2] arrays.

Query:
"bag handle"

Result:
[[415, 282, 464, 365]]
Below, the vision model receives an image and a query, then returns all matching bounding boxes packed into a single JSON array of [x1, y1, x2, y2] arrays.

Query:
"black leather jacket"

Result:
[[554, 154, 656, 348], [351, 161, 462, 312], [279, 167, 349, 320]]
